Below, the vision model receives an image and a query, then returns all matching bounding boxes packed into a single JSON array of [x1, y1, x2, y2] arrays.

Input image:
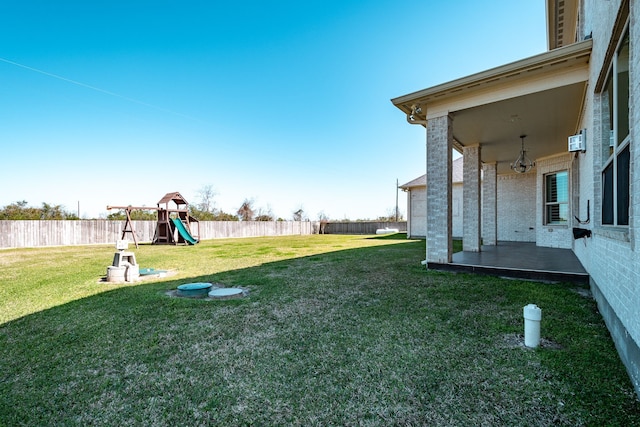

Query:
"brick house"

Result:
[[401, 156, 540, 242], [392, 0, 639, 397], [400, 157, 465, 239]]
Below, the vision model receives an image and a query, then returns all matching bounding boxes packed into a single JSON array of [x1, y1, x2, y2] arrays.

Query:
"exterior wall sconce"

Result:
[[511, 134, 535, 173], [406, 104, 426, 125]]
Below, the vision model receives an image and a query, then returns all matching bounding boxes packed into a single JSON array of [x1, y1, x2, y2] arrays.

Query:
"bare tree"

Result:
[[317, 211, 329, 234], [196, 185, 217, 213], [293, 207, 304, 221], [236, 199, 255, 221], [377, 207, 404, 222], [189, 185, 237, 220], [255, 205, 275, 221]]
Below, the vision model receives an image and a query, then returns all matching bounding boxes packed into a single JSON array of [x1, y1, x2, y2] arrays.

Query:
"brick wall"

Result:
[[406, 183, 462, 239], [426, 115, 452, 263], [575, 0, 640, 397], [408, 187, 426, 238], [452, 184, 463, 238], [482, 163, 497, 245], [497, 173, 536, 242], [463, 146, 481, 251], [536, 153, 573, 249], [582, 0, 640, 340]]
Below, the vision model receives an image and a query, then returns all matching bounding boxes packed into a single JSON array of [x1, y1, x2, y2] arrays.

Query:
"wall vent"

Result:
[[568, 130, 586, 152]]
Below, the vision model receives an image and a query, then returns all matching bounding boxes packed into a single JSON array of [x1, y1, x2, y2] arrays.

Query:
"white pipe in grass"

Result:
[[523, 304, 542, 348]]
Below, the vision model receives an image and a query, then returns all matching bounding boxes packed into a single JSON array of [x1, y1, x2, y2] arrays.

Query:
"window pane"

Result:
[[604, 74, 614, 156], [617, 145, 630, 225], [555, 171, 568, 202], [546, 171, 568, 203], [616, 32, 630, 145], [559, 204, 568, 223], [545, 171, 568, 224], [546, 175, 556, 203], [602, 163, 614, 224], [600, 29, 630, 228], [546, 204, 568, 224]]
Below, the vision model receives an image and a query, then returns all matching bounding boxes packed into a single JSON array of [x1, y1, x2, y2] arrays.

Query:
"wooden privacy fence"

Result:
[[0, 220, 407, 249], [323, 221, 407, 235], [0, 220, 312, 249]]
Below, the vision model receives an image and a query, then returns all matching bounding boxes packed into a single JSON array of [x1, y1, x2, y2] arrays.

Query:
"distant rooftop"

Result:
[[400, 157, 464, 189]]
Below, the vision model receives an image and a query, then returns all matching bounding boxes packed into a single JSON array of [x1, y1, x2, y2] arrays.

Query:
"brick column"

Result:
[[426, 114, 453, 264], [482, 162, 497, 246], [463, 145, 481, 252]]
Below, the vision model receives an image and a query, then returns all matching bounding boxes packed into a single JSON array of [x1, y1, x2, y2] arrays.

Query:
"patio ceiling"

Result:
[[392, 39, 592, 175], [450, 81, 586, 174]]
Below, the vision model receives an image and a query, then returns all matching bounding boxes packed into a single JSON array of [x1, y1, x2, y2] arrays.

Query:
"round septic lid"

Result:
[[177, 283, 212, 291], [208, 288, 244, 299]]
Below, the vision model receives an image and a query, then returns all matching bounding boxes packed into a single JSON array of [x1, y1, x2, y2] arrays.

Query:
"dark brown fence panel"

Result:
[[322, 221, 407, 235]]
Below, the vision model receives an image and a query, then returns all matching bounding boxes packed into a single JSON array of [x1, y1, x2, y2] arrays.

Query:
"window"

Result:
[[545, 171, 568, 225], [601, 28, 630, 226]]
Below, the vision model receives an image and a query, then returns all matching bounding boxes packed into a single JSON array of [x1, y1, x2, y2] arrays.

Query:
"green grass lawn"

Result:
[[1, 234, 639, 426]]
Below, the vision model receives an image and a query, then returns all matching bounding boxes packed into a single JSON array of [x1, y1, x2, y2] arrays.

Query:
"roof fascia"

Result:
[[391, 38, 592, 117], [546, 0, 556, 50], [546, 0, 580, 50]]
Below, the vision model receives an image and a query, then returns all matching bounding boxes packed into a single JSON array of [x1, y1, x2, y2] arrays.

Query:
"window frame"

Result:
[[544, 170, 569, 226], [600, 24, 631, 227]]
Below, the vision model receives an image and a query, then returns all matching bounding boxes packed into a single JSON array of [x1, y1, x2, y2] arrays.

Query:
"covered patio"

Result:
[[435, 241, 589, 284], [392, 39, 593, 272]]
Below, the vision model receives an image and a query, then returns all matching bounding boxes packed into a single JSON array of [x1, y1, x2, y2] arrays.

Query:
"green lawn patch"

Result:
[[1, 235, 638, 425]]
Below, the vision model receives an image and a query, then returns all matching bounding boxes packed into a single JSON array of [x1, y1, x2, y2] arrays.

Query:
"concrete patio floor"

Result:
[[429, 241, 589, 284]]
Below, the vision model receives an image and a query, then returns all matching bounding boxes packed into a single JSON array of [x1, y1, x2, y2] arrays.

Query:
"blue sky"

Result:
[[0, 1, 547, 220]]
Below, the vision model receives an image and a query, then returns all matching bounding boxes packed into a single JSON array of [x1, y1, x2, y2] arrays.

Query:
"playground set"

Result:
[[105, 194, 246, 297], [106, 192, 200, 248]]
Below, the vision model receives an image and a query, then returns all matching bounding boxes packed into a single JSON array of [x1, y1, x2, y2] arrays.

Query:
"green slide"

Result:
[[171, 218, 199, 245]]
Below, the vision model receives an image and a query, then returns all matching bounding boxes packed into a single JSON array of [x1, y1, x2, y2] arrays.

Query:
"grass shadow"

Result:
[[0, 237, 638, 425]]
